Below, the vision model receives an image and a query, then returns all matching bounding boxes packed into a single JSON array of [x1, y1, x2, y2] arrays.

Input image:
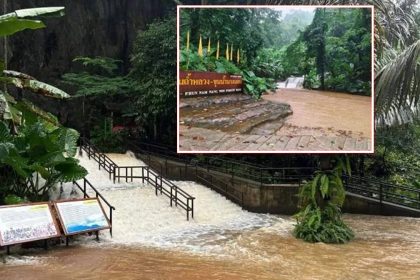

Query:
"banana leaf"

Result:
[[4, 70, 70, 99], [0, 7, 65, 37]]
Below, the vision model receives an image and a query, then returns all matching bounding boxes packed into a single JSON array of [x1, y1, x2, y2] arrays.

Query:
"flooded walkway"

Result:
[[2, 215, 420, 280], [179, 90, 372, 152], [2, 152, 420, 279]]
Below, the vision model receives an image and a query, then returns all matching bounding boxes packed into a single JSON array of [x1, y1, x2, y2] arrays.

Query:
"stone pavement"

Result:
[[179, 92, 372, 152], [179, 126, 371, 152]]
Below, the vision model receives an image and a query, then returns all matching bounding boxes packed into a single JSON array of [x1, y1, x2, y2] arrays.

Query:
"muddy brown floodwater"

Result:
[[264, 89, 372, 138], [2, 215, 420, 280]]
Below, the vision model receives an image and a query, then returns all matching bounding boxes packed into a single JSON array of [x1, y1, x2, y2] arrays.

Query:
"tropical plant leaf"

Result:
[[55, 159, 87, 182], [375, 40, 420, 125], [36, 151, 66, 168], [4, 70, 70, 99], [0, 7, 65, 37], [59, 128, 80, 157], [30, 163, 51, 180], [15, 99, 60, 127], [0, 142, 14, 159], [311, 173, 321, 201], [0, 121, 11, 141], [320, 175, 329, 198], [14, 7, 65, 19], [0, 18, 45, 37], [0, 93, 12, 121], [3, 151, 29, 178]]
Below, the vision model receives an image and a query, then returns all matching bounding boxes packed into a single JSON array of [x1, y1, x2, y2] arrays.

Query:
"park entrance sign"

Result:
[[179, 71, 243, 97], [0, 203, 60, 246], [55, 198, 110, 235]]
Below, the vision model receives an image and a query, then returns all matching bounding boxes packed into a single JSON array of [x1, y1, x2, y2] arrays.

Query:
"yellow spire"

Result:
[[230, 44, 233, 61], [186, 31, 190, 52], [207, 37, 211, 54], [216, 40, 220, 59], [237, 48, 240, 63], [198, 35, 203, 57], [226, 44, 229, 60]]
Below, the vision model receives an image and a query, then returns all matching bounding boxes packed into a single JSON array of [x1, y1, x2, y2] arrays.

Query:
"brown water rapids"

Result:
[[2, 215, 420, 280]]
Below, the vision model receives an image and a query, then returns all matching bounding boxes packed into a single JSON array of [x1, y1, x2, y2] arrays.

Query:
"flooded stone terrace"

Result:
[[179, 90, 372, 151]]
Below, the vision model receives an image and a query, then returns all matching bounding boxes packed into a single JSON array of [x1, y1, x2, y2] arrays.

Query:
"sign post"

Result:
[[0, 203, 60, 247], [54, 198, 110, 237], [179, 71, 243, 97]]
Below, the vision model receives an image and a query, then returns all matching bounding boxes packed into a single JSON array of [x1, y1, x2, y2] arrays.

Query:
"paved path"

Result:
[[179, 90, 372, 152], [179, 126, 371, 152]]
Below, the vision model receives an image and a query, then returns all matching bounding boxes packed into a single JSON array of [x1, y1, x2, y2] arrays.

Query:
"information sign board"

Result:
[[0, 203, 60, 246], [55, 198, 110, 235]]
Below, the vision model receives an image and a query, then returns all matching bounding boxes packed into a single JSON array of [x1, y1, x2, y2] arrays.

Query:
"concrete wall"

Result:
[[137, 154, 420, 217]]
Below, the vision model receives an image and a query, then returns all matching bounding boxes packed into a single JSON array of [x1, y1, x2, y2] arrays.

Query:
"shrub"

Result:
[[294, 157, 354, 244]]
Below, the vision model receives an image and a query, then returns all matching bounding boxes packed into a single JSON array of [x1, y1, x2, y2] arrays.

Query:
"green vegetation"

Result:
[[90, 118, 128, 153], [180, 7, 371, 96], [0, 121, 87, 202], [0, 7, 87, 205], [129, 17, 178, 142], [256, 8, 371, 94], [0, 2, 416, 252], [179, 8, 283, 98], [62, 17, 178, 143], [294, 157, 354, 244], [62, 57, 132, 97], [367, 122, 420, 187]]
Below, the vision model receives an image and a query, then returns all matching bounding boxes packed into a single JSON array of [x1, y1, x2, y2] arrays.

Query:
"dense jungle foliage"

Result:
[[0, 7, 87, 205], [179, 7, 371, 95]]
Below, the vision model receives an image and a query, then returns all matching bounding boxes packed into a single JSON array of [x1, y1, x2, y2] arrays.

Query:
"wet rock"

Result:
[[180, 94, 293, 135]]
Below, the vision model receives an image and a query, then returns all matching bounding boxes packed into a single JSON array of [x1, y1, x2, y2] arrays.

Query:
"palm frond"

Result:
[[375, 40, 420, 125]]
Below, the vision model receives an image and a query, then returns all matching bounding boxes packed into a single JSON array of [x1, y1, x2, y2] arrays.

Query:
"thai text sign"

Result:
[[55, 198, 110, 235], [0, 203, 60, 246], [180, 71, 243, 97]]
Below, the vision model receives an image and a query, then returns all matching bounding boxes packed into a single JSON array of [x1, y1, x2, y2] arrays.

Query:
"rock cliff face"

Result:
[[1, 0, 169, 83]]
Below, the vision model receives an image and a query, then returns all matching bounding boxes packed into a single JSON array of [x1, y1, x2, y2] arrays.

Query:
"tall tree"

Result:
[[303, 8, 326, 90]]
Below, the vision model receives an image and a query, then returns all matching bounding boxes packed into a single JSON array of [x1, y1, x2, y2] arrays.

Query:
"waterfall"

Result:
[[276, 76, 304, 89]]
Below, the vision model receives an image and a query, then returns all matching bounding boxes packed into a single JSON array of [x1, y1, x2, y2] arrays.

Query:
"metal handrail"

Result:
[[126, 140, 315, 185], [73, 177, 115, 236], [344, 175, 420, 210], [113, 166, 148, 183], [80, 137, 118, 179], [146, 168, 195, 220], [128, 140, 420, 212], [81, 139, 195, 221]]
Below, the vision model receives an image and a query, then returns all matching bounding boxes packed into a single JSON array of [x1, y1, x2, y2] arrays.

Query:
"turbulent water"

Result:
[[2, 151, 420, 279], [276, 76, 305, 89]]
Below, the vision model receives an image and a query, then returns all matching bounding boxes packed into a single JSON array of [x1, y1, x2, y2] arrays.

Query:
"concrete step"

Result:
[[181, 97, 292, 135]]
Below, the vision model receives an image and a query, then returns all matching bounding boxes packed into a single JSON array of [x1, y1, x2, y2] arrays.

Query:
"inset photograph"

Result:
[[177, 6, 373, 153]]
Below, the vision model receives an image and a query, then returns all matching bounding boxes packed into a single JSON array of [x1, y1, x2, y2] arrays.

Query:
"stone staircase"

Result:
[[180, 94, 292, 135]]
